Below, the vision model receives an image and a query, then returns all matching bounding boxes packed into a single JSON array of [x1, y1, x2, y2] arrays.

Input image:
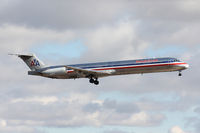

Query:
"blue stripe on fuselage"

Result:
[[41, 57, 177, 71], [71, 61, 169, 69]]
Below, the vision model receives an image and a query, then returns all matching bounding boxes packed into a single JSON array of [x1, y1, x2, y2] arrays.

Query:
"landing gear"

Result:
[[89, 77, 99, 85], [178, 71, 182, 76], [89, 78, 95, 83], [94, 80, 99, 85]]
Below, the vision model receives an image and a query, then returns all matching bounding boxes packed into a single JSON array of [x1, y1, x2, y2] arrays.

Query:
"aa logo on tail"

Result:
[[31, 59, 40, 66]]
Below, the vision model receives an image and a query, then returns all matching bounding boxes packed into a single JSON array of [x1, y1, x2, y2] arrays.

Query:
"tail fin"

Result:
[[10, 54, 45, 71]]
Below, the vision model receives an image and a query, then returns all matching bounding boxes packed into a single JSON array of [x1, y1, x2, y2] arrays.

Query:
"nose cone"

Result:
[[184, 63, 189, 69]]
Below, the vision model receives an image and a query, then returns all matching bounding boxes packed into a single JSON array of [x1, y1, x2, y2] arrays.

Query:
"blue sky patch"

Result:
[[31, 40, 87, 60]]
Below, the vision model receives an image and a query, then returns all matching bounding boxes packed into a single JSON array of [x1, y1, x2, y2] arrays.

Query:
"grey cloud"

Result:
[[82, 102, 101, 113], [194, 107, 200, 114], [1, 38, 199, 129], [102, 112, 165, 127], [103, 99, 140, 113], [0, 126, 44, 133], [81, 20, 148, 61], [0, 91, 164, 127], [129, 1, 200, 22], [83, 99, 139, 114], [0, 24, 75, 55], [1, 0, 200, 30], [0, 0, 126, 29], [185, 117, 200, 133], [0, 0, 200, 132]]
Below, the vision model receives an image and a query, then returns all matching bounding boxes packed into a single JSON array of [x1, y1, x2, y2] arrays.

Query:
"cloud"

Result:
[[185, 113, 200, 133], [104, 129, 133, 133], [0, 24, 75, 56], [178, 0, 200, 13], [0, 125, 43, 133], [83, 20, 148, 61], [0, 0, 200, 133], [0, 20, 198, 132], [1, 0, 200, 30], [169, 126, 187, 133], [0, 0, 127, 29], [0, 120, 7, 127], [11, 96, 58, 105], [0, 93, 165, 127], [103, 111, 164, 127]]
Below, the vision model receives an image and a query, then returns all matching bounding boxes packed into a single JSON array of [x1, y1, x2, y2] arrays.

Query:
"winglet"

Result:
[[8, 53, 19, 56]]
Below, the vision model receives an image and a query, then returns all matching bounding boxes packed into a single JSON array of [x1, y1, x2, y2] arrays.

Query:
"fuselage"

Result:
[[35, 57, 189, 79], [13, 54, 189, 85]]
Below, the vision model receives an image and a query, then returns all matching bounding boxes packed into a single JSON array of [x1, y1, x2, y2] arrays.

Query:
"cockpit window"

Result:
[[169, 58, 180, 62], [174, 59, 180, 62]]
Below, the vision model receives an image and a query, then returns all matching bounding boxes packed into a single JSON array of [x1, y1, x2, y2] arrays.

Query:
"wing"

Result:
[[64, 65, 115, 78]]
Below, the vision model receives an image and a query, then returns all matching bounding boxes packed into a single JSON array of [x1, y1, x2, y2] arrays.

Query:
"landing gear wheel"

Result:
[[178, 72, 182, 76], [94, 80, 99, 85], [89, 76, 99, 85], [89, 78, 95, 83]]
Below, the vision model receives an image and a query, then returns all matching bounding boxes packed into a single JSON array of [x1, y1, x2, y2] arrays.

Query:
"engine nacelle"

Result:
[[41, 67, 67, 76]]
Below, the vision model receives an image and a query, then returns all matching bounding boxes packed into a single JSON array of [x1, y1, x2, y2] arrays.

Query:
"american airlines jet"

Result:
[[11, 54, 189, 85]]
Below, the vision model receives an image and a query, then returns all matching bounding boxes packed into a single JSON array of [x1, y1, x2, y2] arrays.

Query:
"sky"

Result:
[[0, 0, 200, 133]]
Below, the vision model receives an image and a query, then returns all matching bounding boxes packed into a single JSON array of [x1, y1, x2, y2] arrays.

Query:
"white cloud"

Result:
[[11, 96, 58, 105], [0, 91, 165, 127], [164, 23, 200, 46], [0, 19, 199, 131], [178, 0, 200, 12], [0, 125, 43, 133], [0, 119, 7, 127], [0, 24, 75, 54], [104, 129, 131, 133], [83, 20, 148, 61], [0, 0, 200, 133], [120, 112, 164, 126], [169, 126, 187, 133]]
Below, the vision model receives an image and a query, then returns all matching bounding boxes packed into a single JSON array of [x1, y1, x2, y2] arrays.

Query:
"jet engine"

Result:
[[41, 67, 67, 76]]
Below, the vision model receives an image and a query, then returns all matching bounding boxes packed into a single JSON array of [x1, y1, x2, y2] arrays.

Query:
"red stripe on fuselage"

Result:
[[67, 62, 187, 73]]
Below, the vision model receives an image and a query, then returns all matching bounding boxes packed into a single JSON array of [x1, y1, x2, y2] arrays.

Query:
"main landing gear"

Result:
[[89, 78, 99, 85]]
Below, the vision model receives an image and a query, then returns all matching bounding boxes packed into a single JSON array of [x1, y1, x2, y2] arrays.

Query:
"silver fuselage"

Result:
[[29, 57, 189, 79]]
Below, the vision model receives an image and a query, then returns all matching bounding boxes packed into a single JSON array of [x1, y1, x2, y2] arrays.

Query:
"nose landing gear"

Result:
[[89, 78, 99, 85], [178, 71, 182, 76]]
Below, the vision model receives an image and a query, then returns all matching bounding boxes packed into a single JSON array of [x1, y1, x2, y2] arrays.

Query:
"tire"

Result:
[[94, 80, 99, 85], [89, 78, 94, 83]]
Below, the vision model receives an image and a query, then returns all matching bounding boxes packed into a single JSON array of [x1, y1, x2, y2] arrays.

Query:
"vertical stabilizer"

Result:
[[10, 54, 45, 71]]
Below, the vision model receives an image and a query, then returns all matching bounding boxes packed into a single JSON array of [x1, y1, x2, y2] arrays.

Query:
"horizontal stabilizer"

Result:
[[9, 53, 33, 57]]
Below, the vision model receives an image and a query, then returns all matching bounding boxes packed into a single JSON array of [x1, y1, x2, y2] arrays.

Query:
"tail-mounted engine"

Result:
[[41, 67, 67, 76]]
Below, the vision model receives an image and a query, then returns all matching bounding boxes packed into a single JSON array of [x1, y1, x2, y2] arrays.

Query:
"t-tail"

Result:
[[9, 54, 45, 71]]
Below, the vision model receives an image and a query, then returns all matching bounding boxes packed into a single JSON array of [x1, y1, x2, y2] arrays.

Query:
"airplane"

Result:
[[10, 54, 189, 85]]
